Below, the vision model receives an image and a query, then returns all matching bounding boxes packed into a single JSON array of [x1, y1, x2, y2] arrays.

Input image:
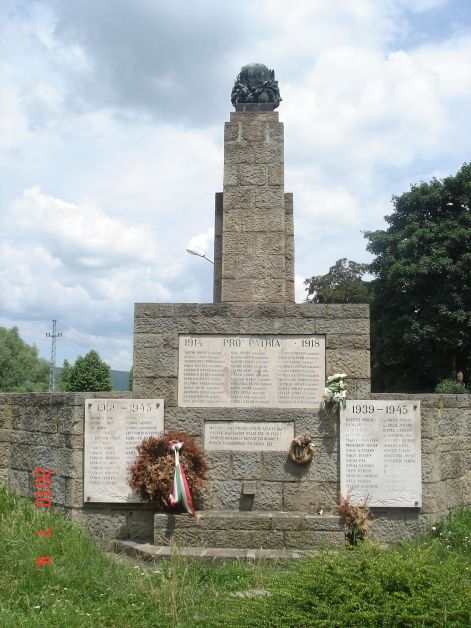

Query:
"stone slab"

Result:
[[234, 103, 277, 112], [84, 399, 164, 503], [178, 334, 325, 408], [204, 421, 294, 452], [114, 539, 316, 562], [340, 400, 422, 507]]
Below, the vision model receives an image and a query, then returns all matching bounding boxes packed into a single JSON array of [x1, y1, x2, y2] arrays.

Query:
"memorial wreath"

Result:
[[288, 434, 317, 465], [128, 430, 208, 513]]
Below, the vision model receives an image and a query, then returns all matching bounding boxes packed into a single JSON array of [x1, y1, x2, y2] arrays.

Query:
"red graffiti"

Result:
[[35, 467, 52, 488], [36, 556, 52, 567], [34, 467, 53, 566]]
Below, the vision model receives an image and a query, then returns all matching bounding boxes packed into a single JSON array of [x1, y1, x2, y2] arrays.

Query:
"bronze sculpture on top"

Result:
[[231, 63, 281, 111]]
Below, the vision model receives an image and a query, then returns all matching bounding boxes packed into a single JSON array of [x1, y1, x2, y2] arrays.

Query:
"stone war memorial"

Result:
[[1, 64, 470, 557]]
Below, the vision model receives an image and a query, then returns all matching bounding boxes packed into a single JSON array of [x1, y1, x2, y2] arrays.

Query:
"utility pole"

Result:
[[46, 320, 62, 392]]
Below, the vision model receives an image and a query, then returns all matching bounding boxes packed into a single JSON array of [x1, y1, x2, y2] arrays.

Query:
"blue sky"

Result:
[[1, 0, 470, 371]]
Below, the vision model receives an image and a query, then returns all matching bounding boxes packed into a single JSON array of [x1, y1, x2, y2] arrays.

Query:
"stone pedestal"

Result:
[[133, 302, 371, 515], [213, 111, 294, 303], [154, 511, 345, 549]]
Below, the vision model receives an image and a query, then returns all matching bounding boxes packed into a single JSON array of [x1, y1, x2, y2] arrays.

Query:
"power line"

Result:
[[46, 320, 62, 392]]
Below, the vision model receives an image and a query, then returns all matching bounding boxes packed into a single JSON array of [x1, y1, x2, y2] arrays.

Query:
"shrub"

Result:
[[128, 430, 208, 510], [435, 378, 468, 394], [333, 493, 372, 545]]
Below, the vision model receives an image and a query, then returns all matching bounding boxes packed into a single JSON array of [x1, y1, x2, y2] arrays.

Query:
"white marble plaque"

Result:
[[340, 400, 421, 507], [205, 421, 294, 451], [84, 399, 164, 503], [178, 334, 325, 408]]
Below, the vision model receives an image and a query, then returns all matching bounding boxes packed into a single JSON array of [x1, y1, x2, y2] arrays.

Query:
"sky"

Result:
[[1, 0, 470, 372]]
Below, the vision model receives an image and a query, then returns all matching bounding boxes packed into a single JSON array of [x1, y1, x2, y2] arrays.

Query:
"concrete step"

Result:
[[114, 539, 318, 563], [154, 510, 345, 549]]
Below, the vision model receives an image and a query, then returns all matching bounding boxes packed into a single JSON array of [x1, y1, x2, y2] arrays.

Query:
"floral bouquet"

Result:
[[323, 373, 348, 409]]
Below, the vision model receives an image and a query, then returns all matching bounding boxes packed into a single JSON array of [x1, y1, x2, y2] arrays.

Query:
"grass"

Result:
[[1, 484, 470, 627]]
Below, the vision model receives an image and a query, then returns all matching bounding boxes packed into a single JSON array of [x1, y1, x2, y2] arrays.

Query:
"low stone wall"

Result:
[[370, 393, 471, 541], [1, 389, 469, 545], [0, 392, 155, 545]]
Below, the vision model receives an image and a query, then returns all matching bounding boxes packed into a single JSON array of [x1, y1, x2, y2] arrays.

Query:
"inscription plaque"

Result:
[[340, 400, 421, 507], [84, 398, 164, 503], [179, 334, 325, 408], [205, 421, 294, 451]]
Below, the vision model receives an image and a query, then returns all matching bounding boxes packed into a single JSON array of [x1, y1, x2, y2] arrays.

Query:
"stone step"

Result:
[[154, 510, 345, 549], [114, 539, 318, 563]]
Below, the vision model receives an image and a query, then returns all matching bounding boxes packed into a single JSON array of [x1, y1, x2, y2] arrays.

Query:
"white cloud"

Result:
[[412, 33, 471, 100], [186, 227, 214, 257], [283, 45, 446, 178], [11, 186, 159, 269]]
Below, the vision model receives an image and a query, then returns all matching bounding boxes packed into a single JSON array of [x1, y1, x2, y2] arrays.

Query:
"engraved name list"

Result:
[[179, 334, 325, 408]]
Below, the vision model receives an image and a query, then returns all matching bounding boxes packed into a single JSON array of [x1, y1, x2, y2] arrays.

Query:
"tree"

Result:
[[0, 326, 49, 392], [305, 258, 371, 303], [58, 359, 72, 392], [128, 366, 133, 392], [365, 163, 471, 392], [60, 350, 113, 392]]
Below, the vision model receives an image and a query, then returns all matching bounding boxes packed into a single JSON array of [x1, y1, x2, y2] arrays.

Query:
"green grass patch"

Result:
[[1, 484, 470, 627]]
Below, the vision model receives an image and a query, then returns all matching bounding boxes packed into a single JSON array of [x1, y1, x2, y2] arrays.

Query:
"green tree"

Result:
[[305, 258, 371, 303], [128, 366, 133, 392], [0, 326, 49, 392], [365, 163, 471, 392], [61, 350, 113, 392], [58, 359, 72, 392]]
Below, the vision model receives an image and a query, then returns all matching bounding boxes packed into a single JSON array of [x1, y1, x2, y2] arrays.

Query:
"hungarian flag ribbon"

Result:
[[168, 440, 195, 516]]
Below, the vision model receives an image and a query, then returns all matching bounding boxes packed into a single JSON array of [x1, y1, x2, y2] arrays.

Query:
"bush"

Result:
[[435, 378, 468, 394]]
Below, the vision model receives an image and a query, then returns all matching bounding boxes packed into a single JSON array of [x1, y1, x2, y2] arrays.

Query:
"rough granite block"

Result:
[[225, 142, 254, 164], [240, 122, 266, 142], [240, 209, 269, 232], [283, 482, 320, 511], [326, 349, 370, 379], [268, 163, 284, 186], [224, 122, 239, 142], [221, 279, 254, 302], [223, 186, 255, 210], [254, 187, 284, 209], [253, 279, 285, 302], [239, 164, 267, 185], [242, 481, 257, 495], [223, 232, 255, 256], [231, 452, 262, 480], [224, 164, 240, 186], [253, 144, 283, 164], [255, 233, 285, 255]]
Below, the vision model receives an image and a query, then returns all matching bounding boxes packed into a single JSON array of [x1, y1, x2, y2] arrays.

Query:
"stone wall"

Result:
[[0, 392, 155, 545], [1, 382, 469, 545], [133, 300, 370, 517], [133, 302, 371, 400], [370, 393, 471, 541]]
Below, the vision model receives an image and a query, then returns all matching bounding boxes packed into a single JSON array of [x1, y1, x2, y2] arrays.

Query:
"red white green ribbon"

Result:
[[168, 440, 195, 515]]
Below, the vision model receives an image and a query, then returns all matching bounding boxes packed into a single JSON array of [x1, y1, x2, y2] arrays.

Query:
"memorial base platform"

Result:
[[153, 510, 345, 549]]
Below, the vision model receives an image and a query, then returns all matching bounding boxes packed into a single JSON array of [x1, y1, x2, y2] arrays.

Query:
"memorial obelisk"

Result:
[[213, 63, 294, 303]]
